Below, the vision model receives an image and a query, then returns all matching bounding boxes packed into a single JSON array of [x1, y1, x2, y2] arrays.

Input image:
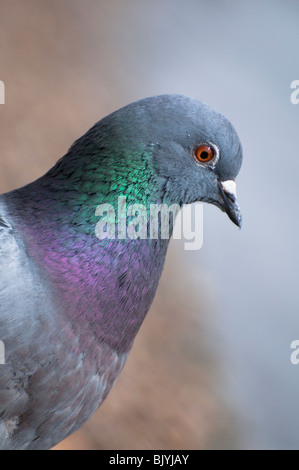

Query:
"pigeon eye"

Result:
[[195, 144, 215, 163]]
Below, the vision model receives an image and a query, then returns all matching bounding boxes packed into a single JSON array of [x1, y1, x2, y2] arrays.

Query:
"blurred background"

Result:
[[0, 0, 298, 450]]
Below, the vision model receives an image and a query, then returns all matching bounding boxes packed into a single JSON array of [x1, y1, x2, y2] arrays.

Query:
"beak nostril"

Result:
[[220, 179, 237, 199]]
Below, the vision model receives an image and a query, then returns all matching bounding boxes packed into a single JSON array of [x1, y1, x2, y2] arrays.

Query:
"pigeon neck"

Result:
[[5, 182, 172, 353]]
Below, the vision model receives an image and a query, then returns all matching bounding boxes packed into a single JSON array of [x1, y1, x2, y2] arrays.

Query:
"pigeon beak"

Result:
[[218, 180, 242, 228]]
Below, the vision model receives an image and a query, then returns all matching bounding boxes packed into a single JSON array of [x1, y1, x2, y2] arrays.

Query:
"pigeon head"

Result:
[[52, 94, 242, 229], [127, 94, 243, 227]]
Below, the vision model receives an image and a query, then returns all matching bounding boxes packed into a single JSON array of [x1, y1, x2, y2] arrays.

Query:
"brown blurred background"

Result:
[[2, 0, 299, 451]]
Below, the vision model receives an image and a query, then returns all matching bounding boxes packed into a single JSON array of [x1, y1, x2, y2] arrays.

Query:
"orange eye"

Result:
[[195, 144, 215, 163]]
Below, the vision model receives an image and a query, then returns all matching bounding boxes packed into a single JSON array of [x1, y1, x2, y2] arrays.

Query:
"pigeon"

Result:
[[0, 95, 242, 450]]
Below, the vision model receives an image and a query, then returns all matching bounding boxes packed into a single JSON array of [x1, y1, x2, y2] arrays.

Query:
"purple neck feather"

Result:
[[6, 184, 170, 353]]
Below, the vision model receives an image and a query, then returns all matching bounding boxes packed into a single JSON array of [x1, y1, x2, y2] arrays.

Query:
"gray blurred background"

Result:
[[0, 0, 298, 450]]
